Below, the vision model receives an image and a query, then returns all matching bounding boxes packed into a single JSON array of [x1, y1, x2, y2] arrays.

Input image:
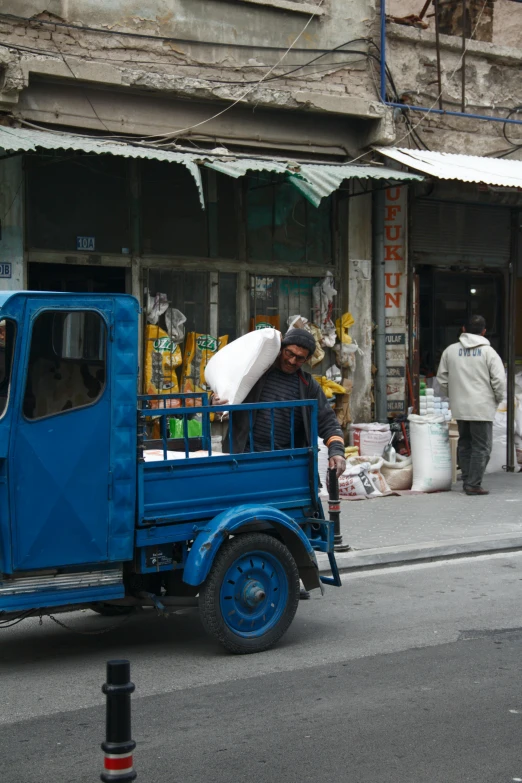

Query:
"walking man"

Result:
[[437, 315, 505, 495]]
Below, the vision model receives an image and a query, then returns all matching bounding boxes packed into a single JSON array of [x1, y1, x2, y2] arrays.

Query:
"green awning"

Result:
[[0, 126, 422, 209]]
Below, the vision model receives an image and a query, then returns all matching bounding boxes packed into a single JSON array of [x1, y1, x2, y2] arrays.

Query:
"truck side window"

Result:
[[0, 319, 16, 418], [23, 310, 107, 420]]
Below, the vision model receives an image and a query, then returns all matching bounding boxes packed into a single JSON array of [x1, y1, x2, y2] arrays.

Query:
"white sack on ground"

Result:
[[204, 328, 281, 405], [408, 414, 452, 492], [486, 401, 516, 473], [350, 423, 391, 457], [328, 460, 387, 499], [381, 454, 413, 491]]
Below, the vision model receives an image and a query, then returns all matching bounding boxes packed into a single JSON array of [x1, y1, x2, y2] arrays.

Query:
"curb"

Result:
[[317, 533, 522, 574]]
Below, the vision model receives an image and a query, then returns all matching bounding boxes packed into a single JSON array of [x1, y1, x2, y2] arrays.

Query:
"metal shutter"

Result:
[[411, 200, 510, 266]]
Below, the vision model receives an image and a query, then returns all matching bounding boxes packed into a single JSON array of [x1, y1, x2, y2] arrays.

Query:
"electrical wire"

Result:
[[1, 39, 370, 75], [502, 105, 522, 150], [49, 34, 112, 133]]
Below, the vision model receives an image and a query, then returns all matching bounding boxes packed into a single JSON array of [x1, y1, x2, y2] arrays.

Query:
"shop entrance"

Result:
[[418, 266, 504, 378], [28, 263, 127, 294]]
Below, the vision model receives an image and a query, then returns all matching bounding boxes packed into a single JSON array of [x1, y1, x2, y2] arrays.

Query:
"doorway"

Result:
[[418, 266, 504, 378], [28, 263, 127, 294]]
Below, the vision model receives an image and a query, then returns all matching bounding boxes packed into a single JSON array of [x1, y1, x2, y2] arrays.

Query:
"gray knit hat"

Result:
[[281, 328, 316, 357]]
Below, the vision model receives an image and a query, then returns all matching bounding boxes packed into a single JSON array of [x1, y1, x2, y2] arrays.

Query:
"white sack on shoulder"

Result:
[[204, 328, 281, 405]]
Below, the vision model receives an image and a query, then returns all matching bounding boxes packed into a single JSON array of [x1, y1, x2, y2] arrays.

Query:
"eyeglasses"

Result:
[[283, 347, 308, 364]]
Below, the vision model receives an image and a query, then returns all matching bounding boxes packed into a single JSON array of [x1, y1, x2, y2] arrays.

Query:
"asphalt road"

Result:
[[1, 552, 522, 782]]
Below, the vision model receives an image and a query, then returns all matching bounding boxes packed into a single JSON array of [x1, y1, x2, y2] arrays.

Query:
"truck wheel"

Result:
[[199, 532, 300, 654]]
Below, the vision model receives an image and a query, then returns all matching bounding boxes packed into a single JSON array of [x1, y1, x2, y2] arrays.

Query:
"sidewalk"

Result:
[[317, 472, 522, 573]]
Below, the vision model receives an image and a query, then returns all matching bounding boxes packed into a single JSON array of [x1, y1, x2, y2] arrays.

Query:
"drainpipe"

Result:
[[373, 189, 387, 423]]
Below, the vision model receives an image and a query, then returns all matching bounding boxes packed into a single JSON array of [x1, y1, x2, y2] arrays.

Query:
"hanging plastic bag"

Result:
[[146, 292, 169, 325], [320, 321, 337, 349], [165, 308, 187, 344], [312, 272, 337, 329]]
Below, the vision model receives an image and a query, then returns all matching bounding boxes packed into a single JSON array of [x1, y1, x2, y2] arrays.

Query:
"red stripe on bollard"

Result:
[[104, 753, 134, 772]]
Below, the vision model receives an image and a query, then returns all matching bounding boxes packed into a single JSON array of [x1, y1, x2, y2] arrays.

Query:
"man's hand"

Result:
[[211, 395, 229, 422], [329, 455, 346, 478]]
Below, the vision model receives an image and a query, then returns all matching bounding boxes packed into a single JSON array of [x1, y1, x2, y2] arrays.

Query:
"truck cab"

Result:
[[0, 292, 340, 653]]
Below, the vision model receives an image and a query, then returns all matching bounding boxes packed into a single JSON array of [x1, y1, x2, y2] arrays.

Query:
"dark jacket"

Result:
[[224, 369, 344, 456]]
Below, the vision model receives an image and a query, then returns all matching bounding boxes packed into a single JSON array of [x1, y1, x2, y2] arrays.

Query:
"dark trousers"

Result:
[[457, 420, 493, 488]]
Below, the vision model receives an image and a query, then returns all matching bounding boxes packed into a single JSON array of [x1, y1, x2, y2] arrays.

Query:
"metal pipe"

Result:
[[373, 189, 388, 423], [461, 0, 467, 112], [506, 209, 518, 473], [380, 0, 387, 101], [434, 0, 444, 110], [383, 101, 522, 125]]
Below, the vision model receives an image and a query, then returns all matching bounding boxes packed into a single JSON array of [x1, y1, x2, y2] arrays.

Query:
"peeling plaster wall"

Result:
[[383, 24, 522, 156], [0, 0, 383, 133]]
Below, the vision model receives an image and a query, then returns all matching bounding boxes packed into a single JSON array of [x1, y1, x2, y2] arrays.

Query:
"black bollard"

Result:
[[328, 466, 350, 553], [101, 660, 137, 782]]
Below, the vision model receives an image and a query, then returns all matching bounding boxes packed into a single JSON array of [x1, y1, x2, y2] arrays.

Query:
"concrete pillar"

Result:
[[348, 186, 373, 423], [0, 155, 25, 290]]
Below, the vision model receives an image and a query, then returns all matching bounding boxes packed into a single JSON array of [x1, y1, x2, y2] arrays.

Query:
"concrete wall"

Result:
[[0, 0, 389, 145], [383, 23, 522, 156]]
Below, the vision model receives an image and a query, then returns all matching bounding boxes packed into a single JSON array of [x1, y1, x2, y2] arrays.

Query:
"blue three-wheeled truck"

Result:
[[0, 292, 341, 653]]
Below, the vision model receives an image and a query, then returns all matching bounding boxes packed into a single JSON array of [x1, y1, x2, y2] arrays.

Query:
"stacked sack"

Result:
[[419, 385, 452, 422]]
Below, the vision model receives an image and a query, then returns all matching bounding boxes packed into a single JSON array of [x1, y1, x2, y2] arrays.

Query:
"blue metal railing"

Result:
[[138, 394, 318, 463]]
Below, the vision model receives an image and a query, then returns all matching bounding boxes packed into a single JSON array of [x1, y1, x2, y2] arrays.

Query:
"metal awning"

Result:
[[376, 147, 522, 189], [0, 126, 422, 208]]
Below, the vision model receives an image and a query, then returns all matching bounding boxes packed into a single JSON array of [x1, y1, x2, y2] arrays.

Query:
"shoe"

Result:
[[299, 588, 311, 600], [464, 485, 489, 496]]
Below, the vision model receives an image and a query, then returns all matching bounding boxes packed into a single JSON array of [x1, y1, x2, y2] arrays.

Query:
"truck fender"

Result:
[[183, 504, 322, 592]]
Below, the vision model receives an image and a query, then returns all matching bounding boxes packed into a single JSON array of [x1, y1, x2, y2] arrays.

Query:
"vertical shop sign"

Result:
[[384, 187, 408, 415]]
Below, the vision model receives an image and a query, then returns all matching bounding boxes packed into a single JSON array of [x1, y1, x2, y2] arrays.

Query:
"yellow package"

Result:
[[145, 325, 182, 407], [336, 312, 355, 342], [313, 375, 346, 397], [181, 333, 228, 404]]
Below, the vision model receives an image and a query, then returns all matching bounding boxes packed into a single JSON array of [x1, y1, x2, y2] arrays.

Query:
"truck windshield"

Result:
[[0, 319, 16, 418]]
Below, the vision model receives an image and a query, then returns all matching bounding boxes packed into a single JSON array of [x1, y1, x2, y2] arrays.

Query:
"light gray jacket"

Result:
[[436, 333, 505, 421]]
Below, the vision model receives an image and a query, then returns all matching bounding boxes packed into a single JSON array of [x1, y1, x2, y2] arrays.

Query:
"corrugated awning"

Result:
[[376, 147, 522, 189], [0, 126, 422, 208]]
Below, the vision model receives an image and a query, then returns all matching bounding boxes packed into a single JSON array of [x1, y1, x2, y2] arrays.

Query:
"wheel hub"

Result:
[[242, 579, 266, 608]]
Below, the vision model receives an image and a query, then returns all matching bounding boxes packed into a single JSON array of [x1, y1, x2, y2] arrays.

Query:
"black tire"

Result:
[[199, 532, 300, 654], [90, 603, 134, 617]]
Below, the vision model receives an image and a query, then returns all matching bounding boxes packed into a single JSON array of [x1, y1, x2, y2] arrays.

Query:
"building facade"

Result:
[[0, 0, 521, 432]]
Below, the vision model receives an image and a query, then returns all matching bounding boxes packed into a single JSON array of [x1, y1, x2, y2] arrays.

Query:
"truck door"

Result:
[[11, 302, 112, 570]]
